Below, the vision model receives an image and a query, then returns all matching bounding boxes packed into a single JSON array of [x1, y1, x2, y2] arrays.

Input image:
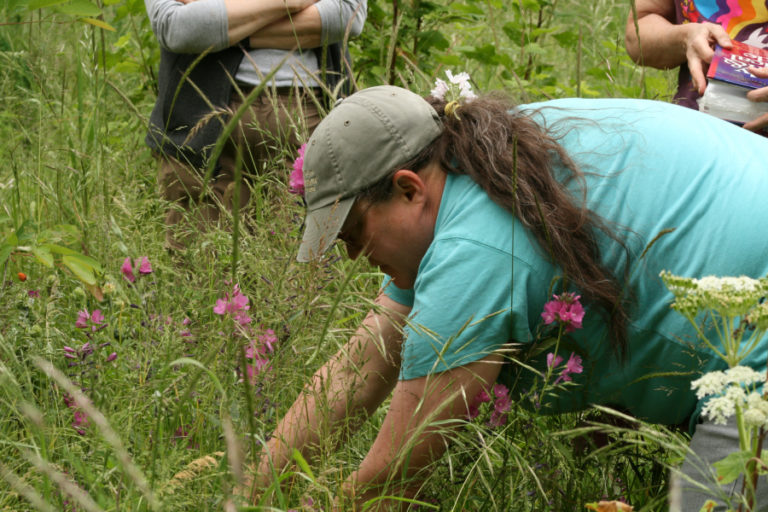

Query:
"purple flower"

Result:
[[75, 309, 105, 332], [121, 257, 135, 283], [213, 284, 250, 317], [476, 388, 491, 403], [75, 310, 90, 329], [259, 328, 277, 353], [486, 384, 512, 428], [289, 143, 306, 195], [546, 352, 564, 370], [549, 351, 584, 386], [138, 256, 152, 275], [63, 394, 88, 435], [90, 309, 104, 326], [28, 290, 40, 298], [541, 292, 585, 332], [106, 352, 117, 362]]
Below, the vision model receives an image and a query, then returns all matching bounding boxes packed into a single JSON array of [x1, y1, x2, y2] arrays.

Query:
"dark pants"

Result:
[[157, 86, 322, 250]]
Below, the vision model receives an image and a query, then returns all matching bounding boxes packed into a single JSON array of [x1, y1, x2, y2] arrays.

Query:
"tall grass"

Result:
[[0, 0, 681, 510]]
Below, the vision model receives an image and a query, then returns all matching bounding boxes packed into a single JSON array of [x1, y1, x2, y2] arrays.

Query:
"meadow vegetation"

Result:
[[0, 0, 685, 509]]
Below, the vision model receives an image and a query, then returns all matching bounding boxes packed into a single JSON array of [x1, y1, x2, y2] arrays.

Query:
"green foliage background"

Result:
[[0, 0, 683, 510]]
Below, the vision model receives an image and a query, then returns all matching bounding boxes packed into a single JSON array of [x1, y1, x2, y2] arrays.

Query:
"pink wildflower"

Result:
[[75, 309, 105, 332], [476, 388, 491, 403], [245, 358, 270, 383], [63, 394, 88, 435], [289, 143, 306, 195], [138, 256, 152, 275], [28, 290, 40, 298], [75, 310, 90, 329], [213, 284, 250, 318], [557, 353, 584, 384], [234, 310, 252, 326], [259, 328, 277, 353], [551, 352, 584, 386], [546, 352, 564, 370], [106, 352, 117, 362], [487, 384, 512, 428], [492, 383, 509, 400], [121, 257, 135, 283], [90, 309, 104, 326], [541, 292, 585, 332], [488, 410, 507, 428]]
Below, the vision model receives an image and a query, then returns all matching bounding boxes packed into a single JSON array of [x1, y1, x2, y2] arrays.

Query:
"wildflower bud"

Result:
[[17, 272, 27, 281], [73, 287, 86, 299], [106, 352, 117, 362]]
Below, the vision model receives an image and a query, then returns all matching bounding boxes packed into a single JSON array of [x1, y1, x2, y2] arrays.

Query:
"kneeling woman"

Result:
[[251, 84, 768, 510]]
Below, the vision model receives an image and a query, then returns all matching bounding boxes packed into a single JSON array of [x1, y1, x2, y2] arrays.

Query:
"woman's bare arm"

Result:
[[340, 353, 504, 509], [625, 0, 731, 94], [249, 293, 409, 496]]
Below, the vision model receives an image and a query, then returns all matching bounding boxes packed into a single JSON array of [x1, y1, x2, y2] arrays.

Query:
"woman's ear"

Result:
[[391, 170, 424, 202]]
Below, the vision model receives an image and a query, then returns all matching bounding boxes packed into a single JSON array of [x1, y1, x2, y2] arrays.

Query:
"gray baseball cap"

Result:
[[297, 85, 444, 262]]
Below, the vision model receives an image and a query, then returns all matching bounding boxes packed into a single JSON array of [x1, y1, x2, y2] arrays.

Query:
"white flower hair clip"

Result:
[[430, 70, 477, 118]]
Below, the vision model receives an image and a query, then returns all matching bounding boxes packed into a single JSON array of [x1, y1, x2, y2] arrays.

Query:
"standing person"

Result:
[[624, 0, 768, 131], [144, 0, 366, 249], [247, 83, 768, 510]]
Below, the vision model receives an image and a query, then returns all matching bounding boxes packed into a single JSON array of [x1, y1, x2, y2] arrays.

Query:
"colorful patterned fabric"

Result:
[[675, 0, 768, 107]]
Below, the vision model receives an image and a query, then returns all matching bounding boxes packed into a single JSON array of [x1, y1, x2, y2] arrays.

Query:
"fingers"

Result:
[[703, 21, 732, 49], [742, 111, 768, 133], [747, 85, 768, 103], [684, 23, 731, 95], [747, 69, 768, 104], [749, 66, 768, 79], [688, 57, 707, 95]]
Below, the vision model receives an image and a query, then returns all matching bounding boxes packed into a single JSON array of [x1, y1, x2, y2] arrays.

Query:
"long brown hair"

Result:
[[359, 93, 631, 357]]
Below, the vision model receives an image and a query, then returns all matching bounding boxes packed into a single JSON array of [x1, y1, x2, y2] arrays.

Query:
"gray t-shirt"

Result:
[[145, 0, 366, 87]]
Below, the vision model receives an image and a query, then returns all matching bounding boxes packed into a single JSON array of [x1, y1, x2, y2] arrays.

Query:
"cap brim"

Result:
[[297, 197, 355, 262]]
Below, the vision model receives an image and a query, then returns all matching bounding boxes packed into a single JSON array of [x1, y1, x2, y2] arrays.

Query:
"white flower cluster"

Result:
[[694, 275, 760, 293], [692, 366, 765, 399], [693, 366, 768, 426], [660, 271, 768, 319], [430, 70, 477, 103]]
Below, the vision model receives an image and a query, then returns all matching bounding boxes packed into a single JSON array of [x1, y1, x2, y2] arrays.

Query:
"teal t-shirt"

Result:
[[383, 98, 768, 427]]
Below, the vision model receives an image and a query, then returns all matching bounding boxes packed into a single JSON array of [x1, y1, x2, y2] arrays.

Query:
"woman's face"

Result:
[[338, 169, 442, 289]]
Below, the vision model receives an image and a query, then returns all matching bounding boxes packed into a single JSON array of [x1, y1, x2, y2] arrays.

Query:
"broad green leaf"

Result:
[[0, 244, 13, 267], [80, 17, 115, 31], [62, 254, 97, 285], [435, 54, 464, 67], [2, 232, 18, 248], [55, 0, 101, 17], [448, 3, 484, 15], [712, 450, 751, 485], [31, 246, 54, 268], [43, 243, 77, 256], [521, 0, 541, 10], [44, 246, 102, 274], [64, 252, 102, 274], [27, 0, 68, 10]]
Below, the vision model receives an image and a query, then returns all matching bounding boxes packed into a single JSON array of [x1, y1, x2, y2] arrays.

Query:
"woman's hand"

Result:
[[682, 22, 732, 94], [744, 66, 768, 132], [625, 0, 732, 93]]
